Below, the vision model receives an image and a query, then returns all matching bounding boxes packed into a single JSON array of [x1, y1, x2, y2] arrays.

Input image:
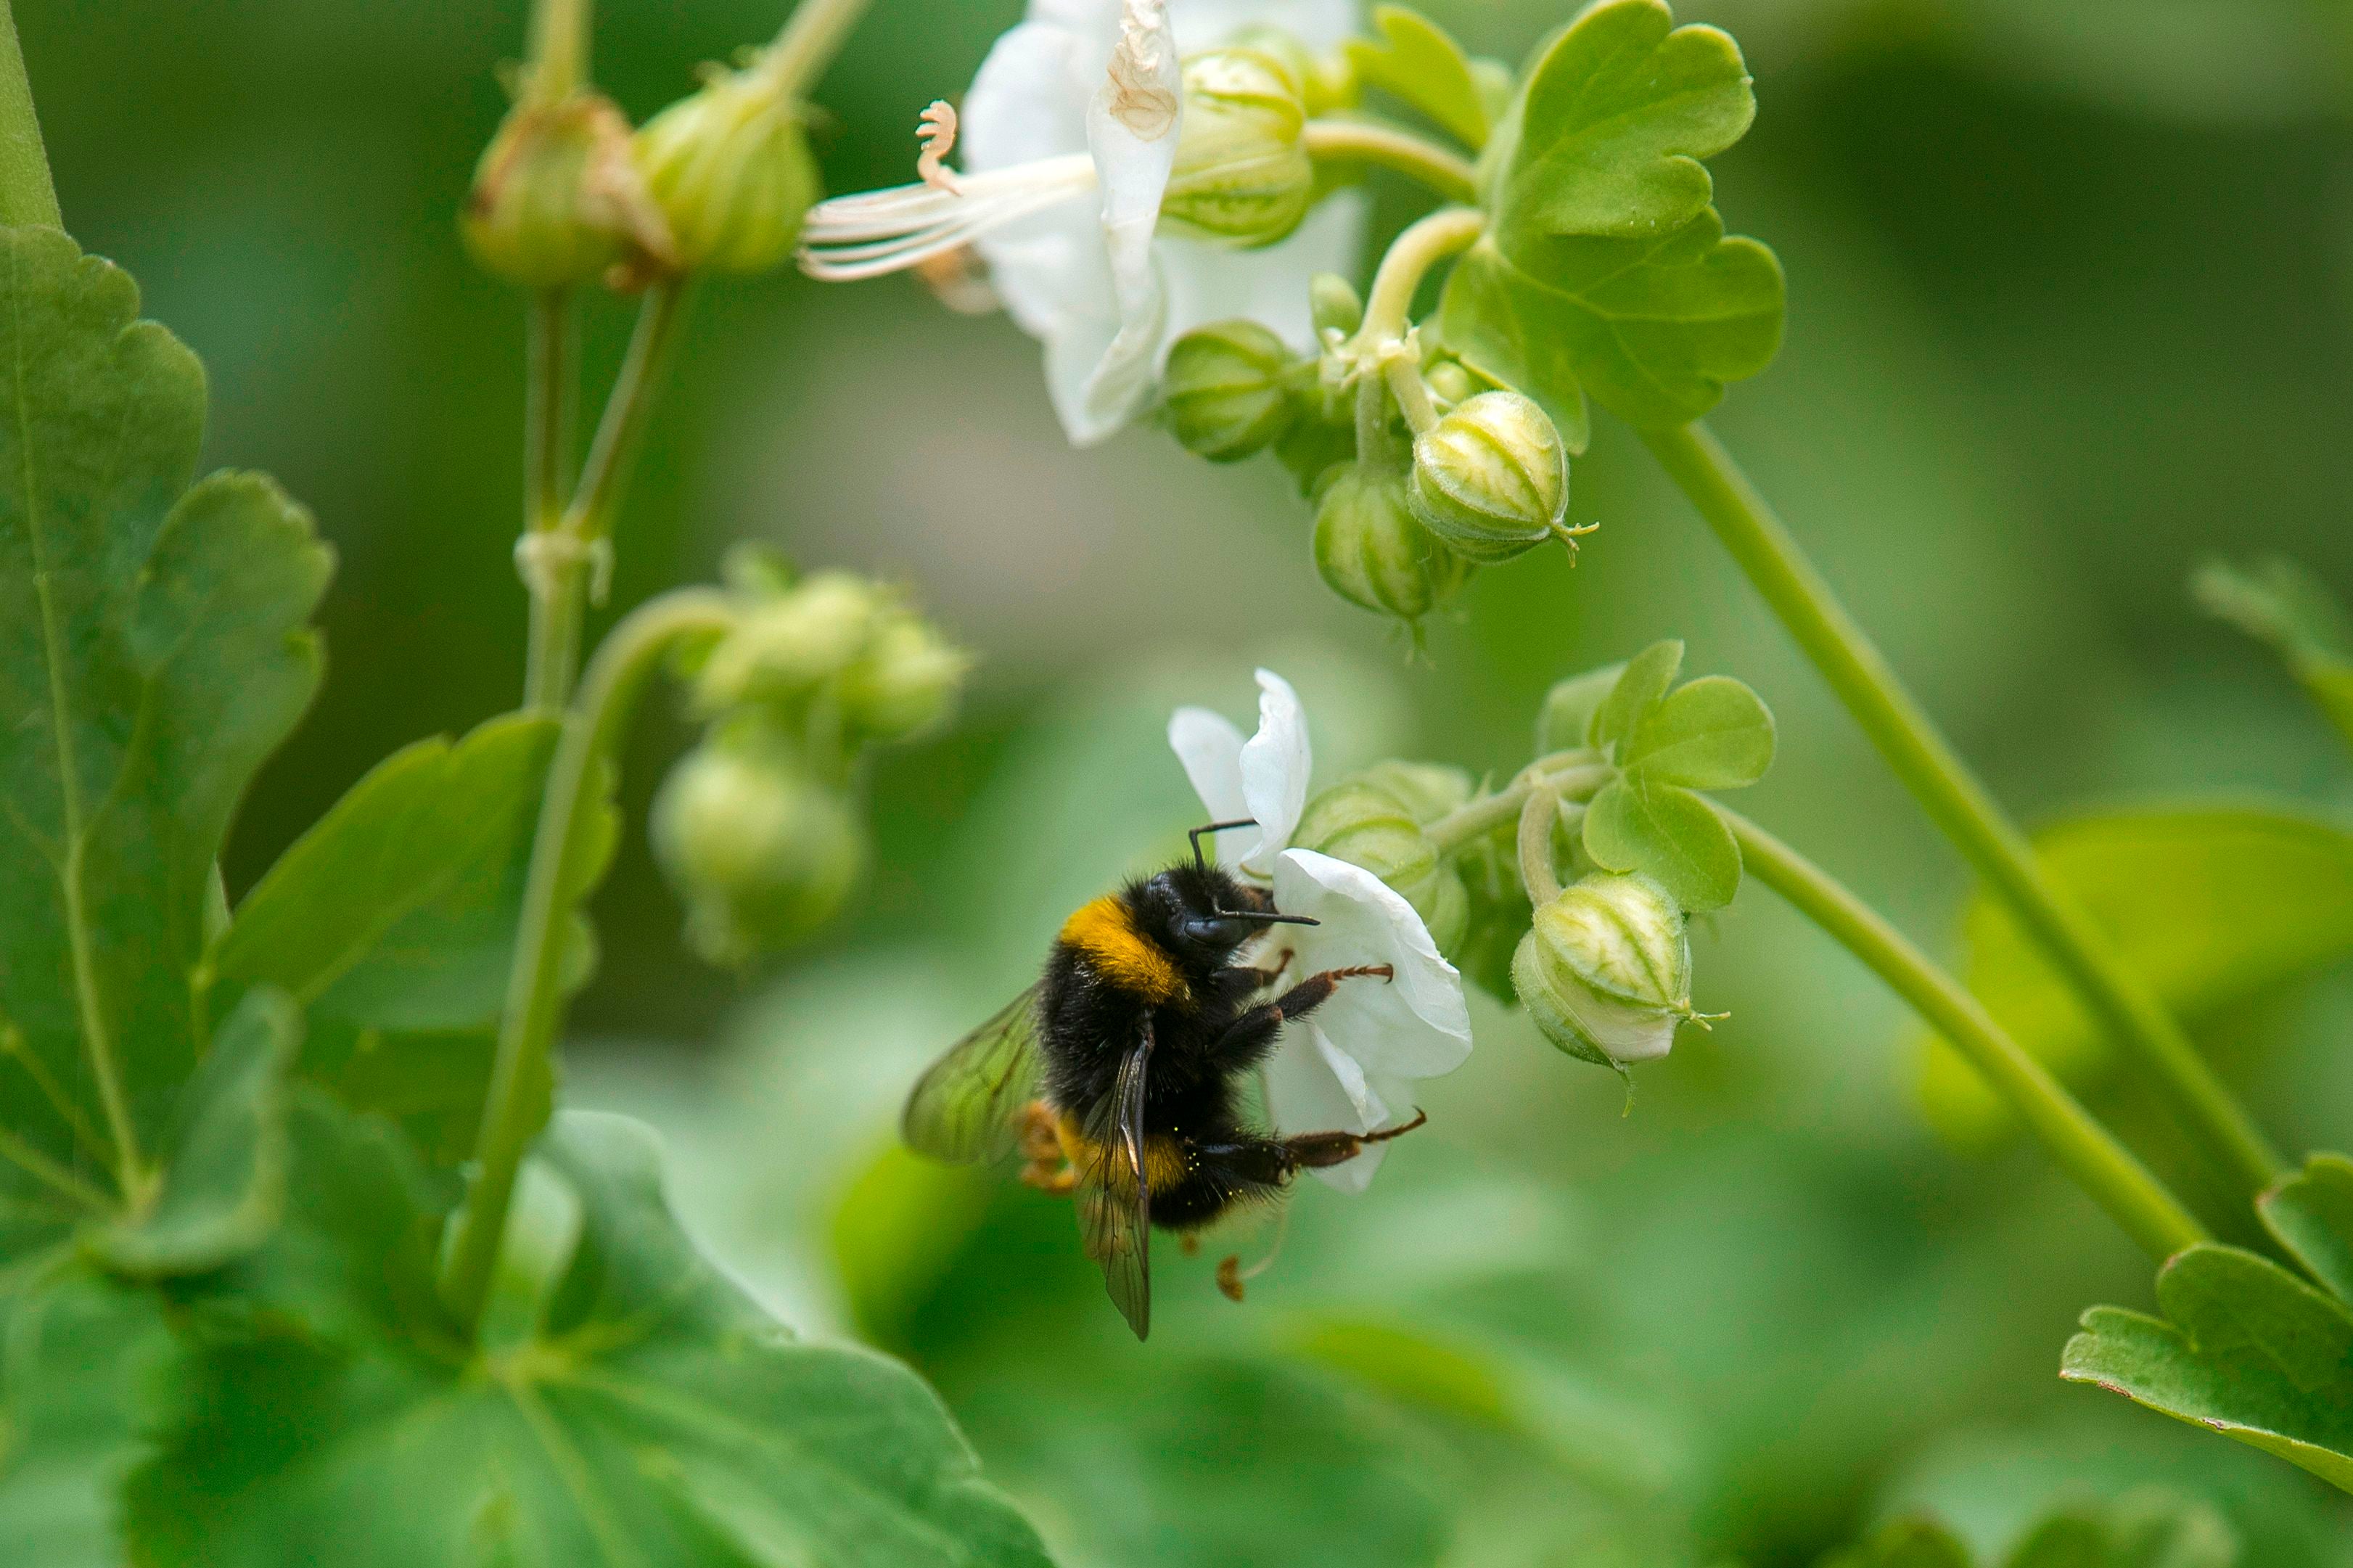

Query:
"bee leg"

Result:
[[1280, 1109, 1429, 1170], [1017, 1099, 1077, 1196], [1204, 964, 1396, 1072]]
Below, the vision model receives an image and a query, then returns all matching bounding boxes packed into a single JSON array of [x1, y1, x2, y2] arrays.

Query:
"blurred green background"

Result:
[[29, 0, 2353, 1563]]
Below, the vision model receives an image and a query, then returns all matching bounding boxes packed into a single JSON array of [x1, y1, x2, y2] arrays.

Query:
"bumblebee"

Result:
[[903, 821, 1426, 1339]]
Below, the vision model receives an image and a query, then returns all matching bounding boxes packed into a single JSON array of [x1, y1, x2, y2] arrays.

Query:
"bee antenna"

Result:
[[1189, 818, 1257, 877], [1217, 909, 1319, 927]]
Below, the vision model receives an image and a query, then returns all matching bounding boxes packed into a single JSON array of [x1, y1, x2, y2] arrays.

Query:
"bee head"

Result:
[[1144, 847, 1314, 968]]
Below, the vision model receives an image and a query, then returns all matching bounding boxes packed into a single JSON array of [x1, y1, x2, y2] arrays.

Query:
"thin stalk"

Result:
[[760, 0, 878, 97], [1303, 120, 1477, 205], [1426, 758, 1609, 854], [1641, 421, 2283, 1199], [0, 1125, 110, 1215], [1359, 206, 1485, 344], [442, 588, 737, 1335], [523, 0, 590, 104], [520, 282, 691, 711], [520, 288, 575, 712], [1722, 806, 2206, 1262], [0, 0, 57, 228], [1516, 785, 1564, 904]]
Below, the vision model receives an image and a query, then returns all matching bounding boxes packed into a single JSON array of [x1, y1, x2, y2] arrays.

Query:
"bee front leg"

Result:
[[1204, 964, 1395, 1072], [1280, 1109, 1429, 1170]]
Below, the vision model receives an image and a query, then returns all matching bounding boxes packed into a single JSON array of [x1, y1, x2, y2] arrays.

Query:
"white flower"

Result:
[[1168, 670, 1471, 1192], [1167, 666, 1310, 878], [800, 0, 1366, 446], [1265, 850, 1471, 1191]]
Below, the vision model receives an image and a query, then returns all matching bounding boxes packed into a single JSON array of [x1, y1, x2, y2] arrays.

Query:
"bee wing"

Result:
[[1076, 1014, 1154, 1341], [902, 983, 1044, 1165]]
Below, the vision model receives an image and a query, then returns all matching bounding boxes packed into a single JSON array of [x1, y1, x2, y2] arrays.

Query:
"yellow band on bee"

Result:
[[1056, 1112, 1191, 1194], [1059, 895, 1189, 1004]]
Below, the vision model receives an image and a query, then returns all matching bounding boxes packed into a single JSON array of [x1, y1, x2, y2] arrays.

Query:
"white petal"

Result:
[[1160, 189, 1367, 356], [1264, 1023, 1394, 1194], [1167, 705, 1257, 867], [1236, 669, 1311, 874], [1273, 850, 1472, 1080], [963, 16, 1096, 173]]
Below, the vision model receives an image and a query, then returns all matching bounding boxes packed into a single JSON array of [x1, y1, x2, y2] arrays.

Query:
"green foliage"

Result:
[[1918, 808, 2353, 1144], [1824, 1493, 2237, 1568], [2194, 557, 2353, 754], [0, 226, 329, 1250], [1438, 0, 1784, 433], [1342, 6, 1491, 150], [1576, 641, 1775, 910], [128, 1099, 1054, 1568], [2063, 1152, 2353, 1494]]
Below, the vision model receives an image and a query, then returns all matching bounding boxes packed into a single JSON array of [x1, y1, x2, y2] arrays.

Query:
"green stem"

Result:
[[1358, 206, 1484, 344], [0, 0, 59, 228], [760, 0, 877, 97], [523, 0, 590, 103], [520, 282, 690, 712], [521, 288, 575, 712], [1516, 784, 1564, 905], [1641, 420, 2283, 1201], [1303, 120, 1477, 205], [1722, 807, 2206, 1262], [1425, 758, 1607, 853], [0, 1125, 110, 1215], [443, 588, 737, 1336]]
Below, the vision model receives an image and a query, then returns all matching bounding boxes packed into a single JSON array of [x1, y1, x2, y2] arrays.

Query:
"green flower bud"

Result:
[[1225, 25, 1354, 115], [635, 62, 822, 275], [464, 92, 673, 288], [837, 612, 971, 742], [1313, 465, 1471, 626], [1360, 760, 1474, 823], [1162, 320, 1299, 461], [1424, 359, 1477, 409], [1511, 872, 1703, 1069], [1160, 49, 1315, 247], [1294, 776, 1469, 954], [1310, 272, 1364, 340], [1409, 390, 1569, 564], [652, 735, 867, 964], [695, 570, 885, 711]]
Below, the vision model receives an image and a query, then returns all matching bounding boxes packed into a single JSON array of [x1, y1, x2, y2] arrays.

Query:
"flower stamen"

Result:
[[915, 100, 961, 194]]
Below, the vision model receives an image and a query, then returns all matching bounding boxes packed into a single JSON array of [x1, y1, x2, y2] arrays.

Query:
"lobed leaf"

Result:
[[2259, 1154, 2353, 1304], [1622, 673, 1775, 789], [0, 226, 329, 1239], [1917, 807, 2353, 1145], [127, 1096, 1054, 1568], [1343, 6, 1491, 149], [1588, 639, 1683, 751], [1440, 215, 1786, 430], [2061, 1242, 2353, 1495], [1582, 773, 1740, 911], [1496, 0, 1754, 242]]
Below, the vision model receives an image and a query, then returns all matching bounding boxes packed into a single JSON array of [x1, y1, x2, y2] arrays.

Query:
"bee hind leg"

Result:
[[1017, 1099, 1077, 1196]]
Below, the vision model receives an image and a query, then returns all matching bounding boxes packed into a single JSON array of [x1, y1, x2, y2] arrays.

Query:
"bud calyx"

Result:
[[1160, 49, 1315, 247]]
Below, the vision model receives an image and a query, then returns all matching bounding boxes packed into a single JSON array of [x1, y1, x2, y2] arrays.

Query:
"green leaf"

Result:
[[1495, 0, 1754, 242], [2061, 1243, 2353, 1495], [0, 226, 329, 1238], [89, 989, 299, 1278], [1820, 1517, 1973, 1568], [1917, 807, 2353, 1145], [1535, 661, 1625, 753], [1622, 673, 1775, 789], [1440, 216, 1786, 430], [1582, 774, 1740, 911], [2193, 557, 2353, 754], [127, 1096, 1054, 1568], [0, 1268, 177, 1567], [1342, 6, 1490, 150], [2003, 1494, 2235, 1568], [214, 715, 558, 1031], [1589, 639, 1683, 751], [2259, 1154, 2353, 1303]]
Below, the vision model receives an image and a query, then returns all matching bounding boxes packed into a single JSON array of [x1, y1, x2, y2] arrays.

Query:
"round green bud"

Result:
[[1408, 390, 1569, 564], [1424, 359, 1477, 408], [1293, 776, 1469, 954], [1160, 49, 1315, 247], [1162, 320, 1299, 461], [635, 64, 823, 275], [652, 736, 867, 964], [1360, 760, 1474, 823], [1224, 25, 1354, 114], [1313, 464, 1471, 625], [695, 571, 885, 711], [463, 92, 672, 288], [837, 612, 971, 742], [1511, 872, 1695, 1067], [1309, 272, 1364, 340]]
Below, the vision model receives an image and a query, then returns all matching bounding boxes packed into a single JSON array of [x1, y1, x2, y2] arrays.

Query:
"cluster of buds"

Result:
[[654, 550, 970, 964], [463, 37, 821, 291]]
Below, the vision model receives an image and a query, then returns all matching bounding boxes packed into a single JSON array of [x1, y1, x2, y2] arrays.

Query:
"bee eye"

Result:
[[1182, 916, 1245, 948]]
